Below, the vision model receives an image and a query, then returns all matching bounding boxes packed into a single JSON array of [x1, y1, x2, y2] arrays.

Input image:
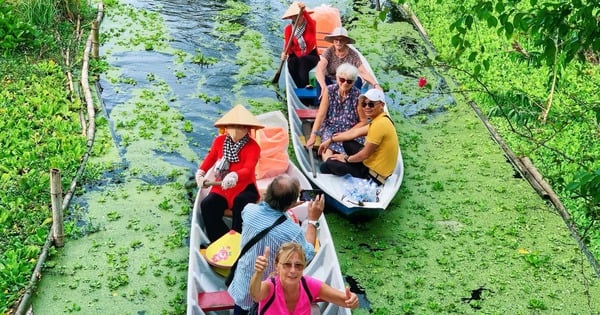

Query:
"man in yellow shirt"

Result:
[[319, 89, 399, 185]]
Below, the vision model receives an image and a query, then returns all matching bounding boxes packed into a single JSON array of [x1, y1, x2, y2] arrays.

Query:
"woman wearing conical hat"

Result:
[[195, 105, 264, 242], [281, 1, 319, 88], [315, 26, 382, 98]]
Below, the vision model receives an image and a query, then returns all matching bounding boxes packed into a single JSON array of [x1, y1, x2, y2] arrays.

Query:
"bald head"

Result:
[[264, 175, 300, 211]]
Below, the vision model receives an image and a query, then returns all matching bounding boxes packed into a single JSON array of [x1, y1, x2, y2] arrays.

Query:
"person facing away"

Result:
[[228, 175, 325, 315], [320, 89, 399, 185], [250, 242, 360, 314], [305, 63, 367, 161], [195, 104, 263, 242], [315, 26, 383, 98], [281, 1, 319, 88]]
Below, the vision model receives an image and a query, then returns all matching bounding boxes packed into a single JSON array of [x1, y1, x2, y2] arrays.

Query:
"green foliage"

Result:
[[405, 0, 600, 259], [0, 57, 86, 311], [0, 0, 50, 56]]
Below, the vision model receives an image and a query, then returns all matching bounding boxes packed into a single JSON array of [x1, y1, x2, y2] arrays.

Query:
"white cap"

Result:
[[359, 89, 385, 104]]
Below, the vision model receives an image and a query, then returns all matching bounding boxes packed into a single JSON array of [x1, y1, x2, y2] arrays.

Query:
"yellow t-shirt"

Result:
[[363, 113, 399, 177]]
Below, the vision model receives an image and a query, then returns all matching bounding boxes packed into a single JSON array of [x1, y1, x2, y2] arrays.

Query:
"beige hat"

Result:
[[324, 26, 356, 44], [281, 1, 313, 19], [214, 104, 264, 129]]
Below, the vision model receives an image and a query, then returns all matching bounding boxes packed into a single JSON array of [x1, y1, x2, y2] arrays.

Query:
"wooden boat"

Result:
[[285, 5, 404, 219], [186, 110, 350, 315]]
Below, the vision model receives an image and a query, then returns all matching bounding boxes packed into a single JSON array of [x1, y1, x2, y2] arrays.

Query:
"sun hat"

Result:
[[203, 230, 241, 277], [214, 104, 264, 129], [359, 89, 386, 104], [324, 26, 356, 44], [281, 1, 314, 19]]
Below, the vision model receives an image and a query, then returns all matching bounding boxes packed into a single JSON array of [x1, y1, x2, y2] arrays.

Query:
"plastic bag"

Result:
[[342, 174, 379, 203], [255, 127, 289, 179]]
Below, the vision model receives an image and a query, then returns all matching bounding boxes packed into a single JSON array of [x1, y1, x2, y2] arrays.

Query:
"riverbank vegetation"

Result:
[[403, 0, 600, 260], [0, 0, 94, 312]]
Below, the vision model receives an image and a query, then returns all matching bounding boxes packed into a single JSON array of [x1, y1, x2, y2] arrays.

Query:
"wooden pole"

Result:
[[91, 19, 99, 59], [50, 168, 64, 248]]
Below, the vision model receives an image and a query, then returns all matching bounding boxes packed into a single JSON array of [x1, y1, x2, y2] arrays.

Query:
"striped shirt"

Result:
[[228, 202, 315, 310]]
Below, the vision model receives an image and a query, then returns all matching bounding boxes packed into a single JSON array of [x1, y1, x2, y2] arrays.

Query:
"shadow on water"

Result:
[[345, 275, 371, 311]]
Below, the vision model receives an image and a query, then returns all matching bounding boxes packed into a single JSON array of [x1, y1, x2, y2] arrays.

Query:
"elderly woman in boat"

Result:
[[195, 104, 264, 242], [315, 26, 382, 98], [250, 242, 359, 314], [281, 1, 319, 88], [305, 63, 367, 161]]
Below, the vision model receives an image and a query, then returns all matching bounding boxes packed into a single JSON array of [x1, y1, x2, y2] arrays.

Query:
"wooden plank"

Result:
[[295, 108, 318, 120], [198, 291, 235, 311]]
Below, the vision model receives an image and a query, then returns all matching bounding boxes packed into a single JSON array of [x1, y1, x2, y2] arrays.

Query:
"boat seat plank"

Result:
[[294, 88, 319, 106], [298, 135, 321, 146], [198, 291, 235, 311], [295, 108, 319, 120]]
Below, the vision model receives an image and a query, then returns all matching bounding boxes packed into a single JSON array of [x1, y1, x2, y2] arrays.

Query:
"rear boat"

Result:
[[285, 5, 404, 220], [186, 111, 350, 315]]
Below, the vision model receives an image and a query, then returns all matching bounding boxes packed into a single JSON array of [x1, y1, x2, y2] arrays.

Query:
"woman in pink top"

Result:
[[250, 242, 359, 314]]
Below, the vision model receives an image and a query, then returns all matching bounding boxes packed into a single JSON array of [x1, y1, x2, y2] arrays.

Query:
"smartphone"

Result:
[[299, 189, 323, 201]]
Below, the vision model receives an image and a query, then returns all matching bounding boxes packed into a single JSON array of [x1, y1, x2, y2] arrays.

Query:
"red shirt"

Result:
[[199, 134, 260, 207], [283, 10, 317, 57]]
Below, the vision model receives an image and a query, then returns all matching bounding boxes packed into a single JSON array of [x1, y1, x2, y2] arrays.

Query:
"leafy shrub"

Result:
[[0, 0, 51, 56]]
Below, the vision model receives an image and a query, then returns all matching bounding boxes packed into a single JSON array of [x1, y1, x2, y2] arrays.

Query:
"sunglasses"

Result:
[[338, 77, 353, 85], [280, 262, 305, 270], [361, 101, 379, 108]]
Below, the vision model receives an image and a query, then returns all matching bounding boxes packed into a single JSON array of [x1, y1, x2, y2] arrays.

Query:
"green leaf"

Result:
[[468, 51, 478, 62], [504, 22, 514, 38], [486, 15, 498, 27]]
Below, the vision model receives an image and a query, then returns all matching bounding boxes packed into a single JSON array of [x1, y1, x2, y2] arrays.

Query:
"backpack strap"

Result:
[[259, 277, 277, 315], [300, 276, 314, 302]]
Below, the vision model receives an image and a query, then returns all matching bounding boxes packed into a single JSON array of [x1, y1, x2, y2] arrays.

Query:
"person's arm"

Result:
[[305, 89, 330, 148], [318, 285, 359, 309], [357, 64, 382, 91], [281, 25, 292, 60], [250, 247, 271, 302], [332, 125, 368, 142], [303, 194, 324, 246], [315, 55, 329, 96], [198, 136, 222, 172]]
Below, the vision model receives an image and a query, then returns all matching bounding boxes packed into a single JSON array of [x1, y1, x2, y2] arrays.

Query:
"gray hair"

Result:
[[263, 175, 300, 211], [336, 63, 359, 81]]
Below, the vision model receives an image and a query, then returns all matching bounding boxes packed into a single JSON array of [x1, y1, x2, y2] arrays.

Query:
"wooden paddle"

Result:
[[307, 147, 317, 178], [202, 180, 221, 187], [271, 9, 304, 84]]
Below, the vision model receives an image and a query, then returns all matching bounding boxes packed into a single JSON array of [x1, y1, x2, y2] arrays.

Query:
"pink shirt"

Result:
[[259, 276, 322, 315]]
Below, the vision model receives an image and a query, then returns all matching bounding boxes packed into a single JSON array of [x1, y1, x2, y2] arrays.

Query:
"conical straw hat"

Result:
[[281, 1, 314, 19], [214, 104, 264, 129]]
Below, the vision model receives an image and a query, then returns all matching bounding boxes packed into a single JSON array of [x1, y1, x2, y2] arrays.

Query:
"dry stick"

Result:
[[272, 10, 303, 84], [15, 4, 105, 315]]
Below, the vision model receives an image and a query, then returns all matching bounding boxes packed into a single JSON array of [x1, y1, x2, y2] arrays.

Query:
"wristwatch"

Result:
[[307, 220, 320, 229]]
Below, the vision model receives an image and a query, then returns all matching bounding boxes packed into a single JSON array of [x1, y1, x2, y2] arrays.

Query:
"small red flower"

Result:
[[418, 77, 427, 88]]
